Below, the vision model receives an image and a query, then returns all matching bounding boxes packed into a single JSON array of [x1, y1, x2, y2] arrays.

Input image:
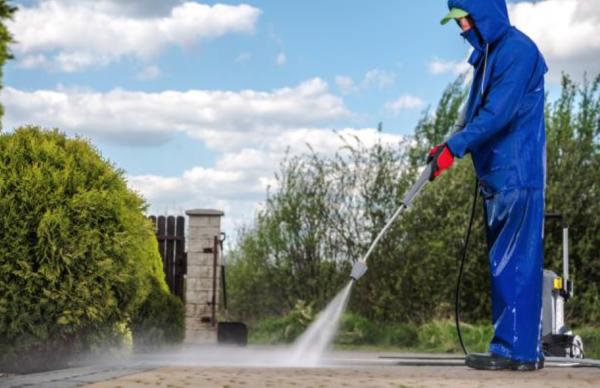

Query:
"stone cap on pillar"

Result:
[[186, 209, 225, 217]]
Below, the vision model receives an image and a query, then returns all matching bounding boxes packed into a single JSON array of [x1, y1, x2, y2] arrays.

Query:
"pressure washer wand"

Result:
[[350, 163, 433, 282]]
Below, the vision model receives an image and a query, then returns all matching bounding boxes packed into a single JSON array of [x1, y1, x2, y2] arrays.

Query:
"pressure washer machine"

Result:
[[541, 213, 584, 359]]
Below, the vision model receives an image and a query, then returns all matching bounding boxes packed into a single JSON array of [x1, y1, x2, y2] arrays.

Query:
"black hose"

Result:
[[455, 177, 479, 355]]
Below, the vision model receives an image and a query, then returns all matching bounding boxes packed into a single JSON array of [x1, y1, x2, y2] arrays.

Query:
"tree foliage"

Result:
[[0, 0, 15, 123], [545, 74, 600, 324], [229, 74, 600, 327]]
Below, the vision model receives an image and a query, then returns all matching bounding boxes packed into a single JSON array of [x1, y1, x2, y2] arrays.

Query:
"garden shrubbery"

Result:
[[131, 278, 185, 350], [250, 313, 600, 359], [229, 74, 600, 328], [249, 314, 484, 353], [0, 127, 183, 372], [247, 300, 316, 344]]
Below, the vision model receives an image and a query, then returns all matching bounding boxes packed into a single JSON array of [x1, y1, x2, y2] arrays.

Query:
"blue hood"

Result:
[[448, 0, 511, 44]]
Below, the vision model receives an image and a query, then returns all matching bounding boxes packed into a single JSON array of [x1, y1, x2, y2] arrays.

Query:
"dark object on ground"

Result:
[[465, 352, 544, 371], [218, 322, 248, 346]]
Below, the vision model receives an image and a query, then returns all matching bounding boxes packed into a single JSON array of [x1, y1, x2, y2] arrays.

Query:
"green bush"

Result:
[[416, 320, 492, 353], [250, 311, 491, 353], [0, 127, 171, 372], [337, 313, 378, 345], [130, 278, 185, 350], [250, 310, 600, 359], [381, 323, 419, 348], [249, 317, 292, 344], [577, 327, 600, 359], [249, 300, 315, 344], [337, 314, 419, 348]]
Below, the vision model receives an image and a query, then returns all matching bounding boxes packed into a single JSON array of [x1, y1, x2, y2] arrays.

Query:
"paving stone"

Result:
[[0, 365, 154, 388]]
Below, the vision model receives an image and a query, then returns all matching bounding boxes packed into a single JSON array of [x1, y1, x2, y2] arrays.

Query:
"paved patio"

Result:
[[2, 347, 599, 388]]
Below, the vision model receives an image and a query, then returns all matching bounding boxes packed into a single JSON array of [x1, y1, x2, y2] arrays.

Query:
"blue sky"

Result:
[[3, 0, 598, 233], [5, 1, 464, 175]]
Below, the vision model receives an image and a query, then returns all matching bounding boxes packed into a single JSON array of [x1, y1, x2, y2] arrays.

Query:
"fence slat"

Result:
[[175, 216, 186, 300], [166, 216, 176, 294], [149, 214, 187, 301], [157, 216, 166, 278]]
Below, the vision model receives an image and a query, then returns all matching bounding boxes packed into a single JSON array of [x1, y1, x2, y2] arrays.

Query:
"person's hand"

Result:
[[427, 144, 454, 181]]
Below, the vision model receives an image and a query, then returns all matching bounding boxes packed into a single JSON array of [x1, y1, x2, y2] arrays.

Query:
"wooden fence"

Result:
[[149, 215, 187, 301]]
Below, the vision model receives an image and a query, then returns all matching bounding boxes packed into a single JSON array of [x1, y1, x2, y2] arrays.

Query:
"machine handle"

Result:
[[544, 212, 570, 296]]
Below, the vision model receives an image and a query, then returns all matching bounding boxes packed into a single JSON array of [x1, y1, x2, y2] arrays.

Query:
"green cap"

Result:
[[440, 7, 469, 25]]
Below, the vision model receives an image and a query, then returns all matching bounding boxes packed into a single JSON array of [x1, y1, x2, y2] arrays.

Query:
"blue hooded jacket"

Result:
[[446, 0, 548, 194]]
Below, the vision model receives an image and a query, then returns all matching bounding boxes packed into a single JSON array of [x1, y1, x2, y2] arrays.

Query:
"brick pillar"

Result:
[[184, 209, 224, 344]]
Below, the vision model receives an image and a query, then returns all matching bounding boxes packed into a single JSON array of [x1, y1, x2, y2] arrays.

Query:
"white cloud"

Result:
[[362, 69, 396, 89], [1, 70, 406, 234], [55, 0, 184, 18], [428, 58, 470, 76], [269, 127, 405, 157], [9, 1, 262, 72], [136, 65, 161, 81], [335, 75, 358, 95], [1, 74, 403, 232], [509, 0, 600, 81], [19, 54, 49, 69], [127, 128, 406, 232], [334, 70, 396, 94], [2, 78, 349, 149], [385, 95, 425, 114], [54, 51, 104, 72], [276, 52, 287, 66]]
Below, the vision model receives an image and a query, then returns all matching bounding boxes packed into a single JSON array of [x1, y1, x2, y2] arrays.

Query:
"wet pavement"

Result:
[[1, 347, 599, 387]]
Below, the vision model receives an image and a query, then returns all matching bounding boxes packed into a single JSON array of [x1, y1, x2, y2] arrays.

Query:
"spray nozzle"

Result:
[[350, 261, 368, 282]]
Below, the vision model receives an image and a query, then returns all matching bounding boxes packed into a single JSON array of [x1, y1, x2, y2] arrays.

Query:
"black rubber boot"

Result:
[[465, 353, 544, 371]]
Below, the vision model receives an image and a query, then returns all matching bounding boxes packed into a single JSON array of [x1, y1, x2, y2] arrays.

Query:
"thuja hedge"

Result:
[[0, 127, 183, 372]]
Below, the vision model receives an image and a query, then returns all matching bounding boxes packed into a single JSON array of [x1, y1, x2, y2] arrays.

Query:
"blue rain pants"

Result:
[[481, 187, 544, 362]]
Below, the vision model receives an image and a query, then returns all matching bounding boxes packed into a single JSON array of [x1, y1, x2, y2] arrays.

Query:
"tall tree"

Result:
[[0, 0, 15, 124]]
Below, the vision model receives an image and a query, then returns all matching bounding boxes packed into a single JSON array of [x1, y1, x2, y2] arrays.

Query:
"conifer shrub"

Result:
[[0, 127, 182, 372]]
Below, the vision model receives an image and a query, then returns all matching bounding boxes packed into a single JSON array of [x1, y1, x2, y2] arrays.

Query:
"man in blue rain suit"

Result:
[[426, 0, 548, 371]]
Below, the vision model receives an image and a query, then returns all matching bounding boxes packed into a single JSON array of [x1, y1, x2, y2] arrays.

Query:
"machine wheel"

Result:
[[569, 335, 585, 359]]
